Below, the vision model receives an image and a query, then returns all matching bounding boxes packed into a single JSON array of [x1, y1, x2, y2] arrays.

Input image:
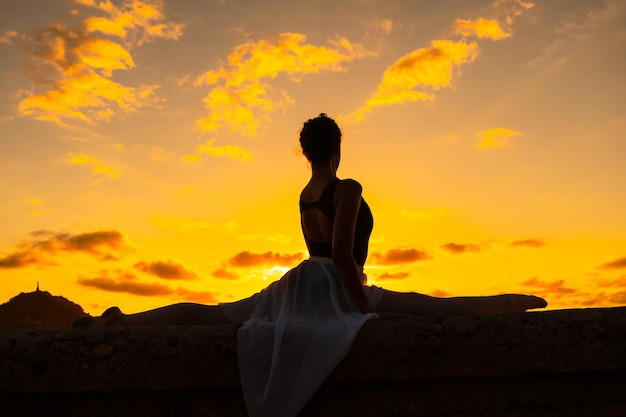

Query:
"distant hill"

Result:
[[0, 290, 86, 329]]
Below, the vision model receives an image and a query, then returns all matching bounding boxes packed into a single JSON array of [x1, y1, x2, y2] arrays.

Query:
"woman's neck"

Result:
[[310, 161, 338, 182]]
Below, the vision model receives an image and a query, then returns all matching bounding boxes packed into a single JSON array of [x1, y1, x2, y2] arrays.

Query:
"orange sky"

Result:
[[1, 0, 625, 315]]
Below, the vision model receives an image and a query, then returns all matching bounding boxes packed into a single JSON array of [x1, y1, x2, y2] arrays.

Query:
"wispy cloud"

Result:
[[0, 229, 129, 269], [78, 268, 219, 302], [520, 276, 577, 295], [174, 288, 220, 304], [79, 0, 184, 45], [194, 32, 370, 136], [78, 269, 165, 294], [520, 274, 626, 308], [346, 0, 534, 122], [475, 128, 521, 149], [526, 0, 625, 73], [0, 30, 18, 45], [440, 242, 481, 254], [375, 271, 410, 281], [212, 267, 239, 280], [21, 199, 45, 217], [371, 248, 432, 265], [228, 250, 304, 267], [345, 39, 478, 122], [68, 152, 122, 183], [452, 18, 511, 40], [430, 289, 451, 297], [598, 256, 626, 270], [133, 259, 198, 280], [181, 139, 253, 163], [510, 238, 545, 248], [17, 0, 182, 125]]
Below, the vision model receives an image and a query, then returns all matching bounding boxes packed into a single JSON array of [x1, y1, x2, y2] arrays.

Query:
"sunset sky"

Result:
[[1, 0, 625, 315]]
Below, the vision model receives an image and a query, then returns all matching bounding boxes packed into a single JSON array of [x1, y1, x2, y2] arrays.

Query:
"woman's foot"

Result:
[[72, 306, 123, 329], [503, 295, 548, 313]]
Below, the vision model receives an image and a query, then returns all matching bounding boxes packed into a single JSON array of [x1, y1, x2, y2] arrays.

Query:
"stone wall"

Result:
[[1, 307, 625, 416]]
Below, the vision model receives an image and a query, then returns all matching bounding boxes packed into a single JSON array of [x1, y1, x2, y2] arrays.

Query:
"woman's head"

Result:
[[299, 113, 341, 165]]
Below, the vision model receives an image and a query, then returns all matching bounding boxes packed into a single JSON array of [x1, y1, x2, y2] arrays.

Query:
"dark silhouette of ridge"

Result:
[[0, 289, 86, 329]]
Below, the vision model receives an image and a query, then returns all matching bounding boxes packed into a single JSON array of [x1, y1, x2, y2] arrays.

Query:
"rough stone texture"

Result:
[[1, 307, 625, 416]]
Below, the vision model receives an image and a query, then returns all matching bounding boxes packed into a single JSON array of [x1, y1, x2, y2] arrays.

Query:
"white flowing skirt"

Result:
[[220, 257, 382, 417]]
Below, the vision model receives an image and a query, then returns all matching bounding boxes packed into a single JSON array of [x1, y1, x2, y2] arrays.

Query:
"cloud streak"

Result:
[[452, 18, 512, 40], [346, 0, 534, 122], [598, 257, 626, 270], [371, 248, 432, 265], [0, 229, 129, 269], [440, 242, 481, 254], [17, 0, 182, 125], [0, 30, 18, 45], [228, 250, 304, 267], [475, 128, 522, 149], [181, 139, 253, 163], [520, 277, 578, 295], [68, 152, 122, 183], [510, 238, 545, 248], [376, 271, 410, 281], [212, 267, 239, 280], [77, 268, 219, 302], [346, 39, 479, 122], [134, 259, 199, 280]]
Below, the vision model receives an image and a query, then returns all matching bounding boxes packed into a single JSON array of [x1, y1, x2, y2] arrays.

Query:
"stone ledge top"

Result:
[[1, 307, 625, 393]]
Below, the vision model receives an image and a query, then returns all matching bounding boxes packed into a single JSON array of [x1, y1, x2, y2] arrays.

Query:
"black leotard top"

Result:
[[299, 179, 373, 266]]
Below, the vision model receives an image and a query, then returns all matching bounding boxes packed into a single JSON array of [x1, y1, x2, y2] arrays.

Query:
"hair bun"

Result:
[[299, 114, 342, 164]]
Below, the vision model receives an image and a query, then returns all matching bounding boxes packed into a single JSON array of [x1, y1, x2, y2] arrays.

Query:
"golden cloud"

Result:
[[371, 248, 432, 265], [452, 18, 511, 40], [80, 0, 184, 45], [18, 0, 182, 125], [182, 139, 253, 163], [0, 229, 129, 269], [475, 128, 521, 149], [68, 152, 122, 182], [346, 40, 479, 122], [195, 33, 370, 136], [134, 259, 199, 280], [440, 242, 481, 254], [228, 250, 304, 267]]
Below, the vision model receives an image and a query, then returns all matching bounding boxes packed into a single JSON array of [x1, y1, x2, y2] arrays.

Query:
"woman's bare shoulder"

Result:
[[336, 178, 363, 198]]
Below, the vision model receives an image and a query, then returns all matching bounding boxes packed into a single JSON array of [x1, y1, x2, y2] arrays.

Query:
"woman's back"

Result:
[[300, 178, 373, 266]]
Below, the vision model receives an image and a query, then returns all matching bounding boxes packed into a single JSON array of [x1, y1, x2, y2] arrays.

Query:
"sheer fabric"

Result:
[[220, 257, 380, 417]]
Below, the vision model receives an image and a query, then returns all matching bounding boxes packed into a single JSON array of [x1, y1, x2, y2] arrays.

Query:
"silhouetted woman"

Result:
[[75, 114, 547, 417]]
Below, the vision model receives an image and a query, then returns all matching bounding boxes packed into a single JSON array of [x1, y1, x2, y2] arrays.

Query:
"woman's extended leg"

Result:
[[74, 303, 231, 328], [376, 289, 547, 316]]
